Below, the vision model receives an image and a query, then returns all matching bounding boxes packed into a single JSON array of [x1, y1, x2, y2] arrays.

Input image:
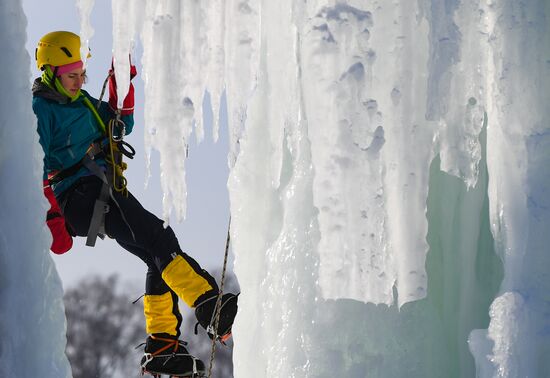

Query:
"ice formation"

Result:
[[121, 1, 549, 376]]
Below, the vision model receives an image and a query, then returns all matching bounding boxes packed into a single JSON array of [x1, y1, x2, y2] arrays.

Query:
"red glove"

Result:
[[43, 180, 73, 254], [108, 56, 137, 115]]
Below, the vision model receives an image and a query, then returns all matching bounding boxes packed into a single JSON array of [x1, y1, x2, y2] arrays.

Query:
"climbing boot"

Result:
[[194, 291, 238, 343], [140, 333, 205, 377]]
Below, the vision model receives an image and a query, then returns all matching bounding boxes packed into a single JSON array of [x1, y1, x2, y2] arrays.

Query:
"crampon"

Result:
[[141, 369, 206, 378], [139, 334, 206, 378]]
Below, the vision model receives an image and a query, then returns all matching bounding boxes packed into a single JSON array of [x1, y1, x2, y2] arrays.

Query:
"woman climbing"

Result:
[[32, 31, 237, 378]]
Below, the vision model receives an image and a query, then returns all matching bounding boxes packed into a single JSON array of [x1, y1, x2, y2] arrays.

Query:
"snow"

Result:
[[3, 0, 550, 377]]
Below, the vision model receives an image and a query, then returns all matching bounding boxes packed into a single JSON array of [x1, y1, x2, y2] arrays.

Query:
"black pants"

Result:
[[59, 176, 216, 296]]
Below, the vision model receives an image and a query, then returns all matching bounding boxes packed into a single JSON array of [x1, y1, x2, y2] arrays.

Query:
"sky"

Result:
[[23, 0, 233, 289]]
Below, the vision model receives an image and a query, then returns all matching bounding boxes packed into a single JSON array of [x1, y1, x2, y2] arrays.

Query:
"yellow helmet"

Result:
[[35, 31, 91, 70]]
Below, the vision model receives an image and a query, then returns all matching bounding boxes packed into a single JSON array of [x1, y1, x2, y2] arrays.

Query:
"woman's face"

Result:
[[58, 68, 86, 96]]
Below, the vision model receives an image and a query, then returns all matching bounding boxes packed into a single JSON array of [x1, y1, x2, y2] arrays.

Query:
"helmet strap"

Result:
[[41, 66, 55, 87], [42, 65, 81, 102]]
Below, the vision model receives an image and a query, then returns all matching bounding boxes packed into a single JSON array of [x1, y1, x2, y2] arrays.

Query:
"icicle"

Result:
[[204, 0, 226, 142], [76, 0, 95, 68], [472, 1, 550, 376], [428, 0, 487, 189], [112, 0, 138, 109], [224, 0, 261, 167], [1, 1, 72, 375]]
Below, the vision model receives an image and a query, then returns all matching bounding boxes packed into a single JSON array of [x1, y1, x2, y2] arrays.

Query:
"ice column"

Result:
[[301, 2, 434, 306], [469, 1, 550, 376], [0, 0, 71, 376], [228, 1, 321, 376]]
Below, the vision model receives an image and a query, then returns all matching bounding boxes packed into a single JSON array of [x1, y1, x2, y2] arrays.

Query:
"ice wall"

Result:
[[105, 0, 550, 377], [0, 0, 71, 377]]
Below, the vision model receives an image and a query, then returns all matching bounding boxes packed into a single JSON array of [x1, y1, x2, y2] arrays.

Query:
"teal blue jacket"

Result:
[[32, 78, 134, 196]]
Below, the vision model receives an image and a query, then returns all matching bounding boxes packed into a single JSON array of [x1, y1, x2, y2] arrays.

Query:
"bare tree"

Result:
[[64, 274, 146, 378], [64, 270, 239, 377]]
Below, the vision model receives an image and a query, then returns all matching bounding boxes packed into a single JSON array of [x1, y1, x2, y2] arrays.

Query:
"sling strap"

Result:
[[50, 141, 135, 247], [81, 154, 136, 246], [47, 141, 105, 185]]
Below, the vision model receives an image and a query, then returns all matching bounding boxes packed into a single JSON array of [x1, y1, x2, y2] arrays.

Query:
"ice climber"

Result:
[[32, 31, 237, 377]]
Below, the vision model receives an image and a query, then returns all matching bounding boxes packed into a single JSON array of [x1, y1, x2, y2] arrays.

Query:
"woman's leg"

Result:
[[118, 241, 183, 338], [62, 176, 236, 342], [106, 188, 219, 306], [62, 176, 218, 307]]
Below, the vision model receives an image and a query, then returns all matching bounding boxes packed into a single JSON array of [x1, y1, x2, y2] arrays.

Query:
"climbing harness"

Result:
[[48, 71, 136, 247], [206, 217, 232, 378]]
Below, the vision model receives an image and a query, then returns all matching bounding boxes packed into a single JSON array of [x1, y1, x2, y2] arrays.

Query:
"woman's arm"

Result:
[[93, 97, 135, 136], [32, 98, 73, 254], [32, 98, 52, 180], [107, 61, 137, 135]]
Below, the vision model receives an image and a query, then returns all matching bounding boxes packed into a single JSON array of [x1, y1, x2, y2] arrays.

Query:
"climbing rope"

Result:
[[207, 217, 232, 378], [96, 71, 113, 110]]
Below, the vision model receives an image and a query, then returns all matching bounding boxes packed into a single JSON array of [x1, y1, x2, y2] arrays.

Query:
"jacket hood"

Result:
[[32, 77, 70, 104]]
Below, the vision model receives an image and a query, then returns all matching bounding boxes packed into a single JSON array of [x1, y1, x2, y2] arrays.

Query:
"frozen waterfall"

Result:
[[118, 2, 548, 376]]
